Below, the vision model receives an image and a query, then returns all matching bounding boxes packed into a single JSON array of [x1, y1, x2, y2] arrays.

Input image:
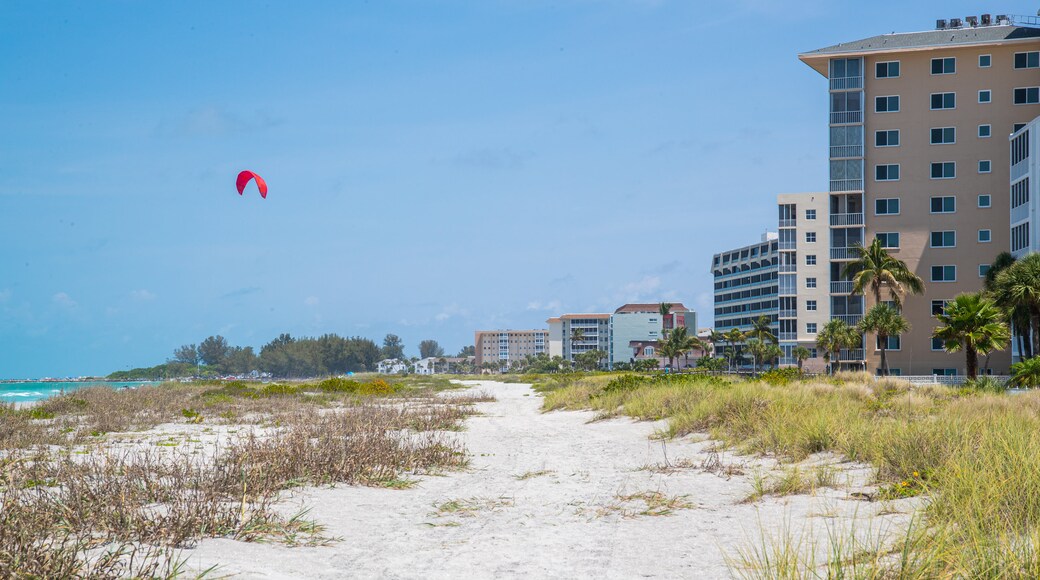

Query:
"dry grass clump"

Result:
[[541, 372, 1040, 576], [0, 381, 478, 577]]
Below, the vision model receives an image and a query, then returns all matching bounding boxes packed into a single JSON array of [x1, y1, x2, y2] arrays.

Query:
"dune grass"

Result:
[[541, 371, 1040, 577], [0, 378, 487, 577]]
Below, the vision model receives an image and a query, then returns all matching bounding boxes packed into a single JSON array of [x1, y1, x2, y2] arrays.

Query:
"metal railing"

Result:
[[829, 76, 863, 90], [830, 178, 864, 192], [779, 309, 797, 319], [830, 110, 863, 124], [831, 247, 857, 260], [829, 145, 864, 159], [778, 241, 796, 250], [832, 314, 862, 325], [831, 281, 854, 294], [778, 332, 798, 341], [830, 212, 864, 226], [839, 348, 865, 361], [779, 218, 796, 228], [779, 264, 796, 273]]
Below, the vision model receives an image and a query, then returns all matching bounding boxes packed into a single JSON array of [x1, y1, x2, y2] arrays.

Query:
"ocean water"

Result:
[[0, 381, 160, 403]]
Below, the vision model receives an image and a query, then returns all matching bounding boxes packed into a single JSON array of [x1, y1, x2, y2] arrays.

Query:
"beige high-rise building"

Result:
[[777, 193, 830, 373], [800, 16, 1040, 375], [474, 329, 547, 369]]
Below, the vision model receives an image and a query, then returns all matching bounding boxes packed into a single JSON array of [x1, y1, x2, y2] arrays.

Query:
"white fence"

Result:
[[883, 375, 1010, 386]]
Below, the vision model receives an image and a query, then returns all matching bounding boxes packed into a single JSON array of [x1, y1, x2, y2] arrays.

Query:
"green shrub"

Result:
[[963, 376, 1007, 394], [315, 377, 362, 393], [758, 368, 800, 386], [602, 374, 649, 394], [357, 379, 394, 396], [260, 384, 299, 397]]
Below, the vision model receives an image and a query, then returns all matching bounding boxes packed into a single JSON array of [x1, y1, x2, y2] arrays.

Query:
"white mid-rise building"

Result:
[[1011, 116, 1040, 259]]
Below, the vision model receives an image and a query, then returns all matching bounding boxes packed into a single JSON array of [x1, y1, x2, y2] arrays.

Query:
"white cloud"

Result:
[[304, 296, 320, 306], [526, 300, 562, 312], [52, 292, 77, 309], [130, 289, 156, 301], [435, 303, 469, 322], [618, 276, 661, 301]]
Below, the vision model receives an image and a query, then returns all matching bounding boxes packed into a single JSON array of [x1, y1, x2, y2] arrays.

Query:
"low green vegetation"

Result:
[[540, 371, 1040, 576]]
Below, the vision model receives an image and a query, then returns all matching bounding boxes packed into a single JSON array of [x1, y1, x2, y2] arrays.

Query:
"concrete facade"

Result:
[[474, 329, 547, 369], [777, 193, 831, 373], [608, 303, 696, 369]]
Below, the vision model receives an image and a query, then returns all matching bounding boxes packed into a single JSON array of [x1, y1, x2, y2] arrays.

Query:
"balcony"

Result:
[[1012, 203, 1030, 225], [779, 332, 798, 341], [831, 247, 857, 261], [830, 213, 864, 227], [778, 241, 796, 250], [829, 110, 863, 125], [830, 179, 864, 193], [779, 309, 797, 319], [779, 218, 796, 228], [839, 348, 865, 361], [779, 264, 796, 273], [829, 76, 863, 91], [831, 281, 854, 294], [829, 145, 864, 159], [832, 314, 862, 325]]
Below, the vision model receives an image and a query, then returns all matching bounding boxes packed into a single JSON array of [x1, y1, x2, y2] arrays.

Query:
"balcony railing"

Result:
[[1012, 204, 1030, 225], [779, 218, 796, 228], [839, 348, 865, 361], [833, 314, 862, 325], [1012, 159, 1029, 181], [829, 76, 863, 91], [778, 241, 796, 250], [831, 281, 854, 294], [779, 309, 797, 319], [779, 264, 796, 273], [831, 247, 857, 260], [829, 145, 864, 159], [829, 178, 864, 192], [779, 332, 798, 341], [830, 212, 864, 227], [830, 110, 863, 125]]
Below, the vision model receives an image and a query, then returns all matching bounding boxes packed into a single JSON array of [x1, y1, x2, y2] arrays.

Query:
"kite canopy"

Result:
[[236, 170, 268, 198]]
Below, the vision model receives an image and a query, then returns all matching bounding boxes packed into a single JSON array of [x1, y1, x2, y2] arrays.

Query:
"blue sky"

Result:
[[1, 1, 1032, 377]]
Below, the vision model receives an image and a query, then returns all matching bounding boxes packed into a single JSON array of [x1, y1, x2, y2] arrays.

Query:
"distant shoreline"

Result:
[[0, 379, 158, 384]]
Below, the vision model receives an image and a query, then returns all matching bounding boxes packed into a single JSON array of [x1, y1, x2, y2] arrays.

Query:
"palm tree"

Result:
[[744, 338, 766, 374], [723, 328, 745, 371], [857, 304, 910, 376], [1010, 357, 1040, 388], [791, 346, 812, 372], [994, 254, 1040, 360], [667, 326, 703, 370], [747, 315, 777, 344], [985, 251, 1031, 361], [816, 319, 859, 375], [842, 237, 925, 307], [933, 292, 1011, 380], [657, 340, 679, 371], [659, 302, 673, 339], [709, 329, 724, 357]]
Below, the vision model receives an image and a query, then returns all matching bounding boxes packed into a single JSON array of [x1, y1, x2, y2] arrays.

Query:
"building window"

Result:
[[931, 57, 956, 74], [806, 300, 817, 311], [875, 198, 900, 215], [931, 338, 945, 351], [875, 61, 900, 78], [875, 95, 900, 113], [805, 209, 816, 220], [979, 90, 992, 103], [979, 264, 991, 277], [979, 160, 991, 173], [930, 196, 956, 213], [877, 335, 901, 351], [931, 92, 956, 109], [1012, 223, 1030, 252], [1016, 123, 1029, 132], [931, 231, 956, 248], [875, 130, 900, 147], [978, 194, 991, 208], [979, 124, 991, 138], [931, 162, 956, 179], [1014, 51, 1040, 69], [931, 265, 957, 282], [979, 54, 991, 68], [979, 229, 992, 243], [876, 232, 899, 248], [931, 300, 947, 316], [1014, 87, 1040, 105], [930, 127, 956, 144], [806, 254, 816, 266], [806, 277, 817, 289], [933, 368, 958, 376], [875, 164, 900, 181], [644, 346, 654, 356], [806, 232, 816, 243], [807, 323, 817, 334]]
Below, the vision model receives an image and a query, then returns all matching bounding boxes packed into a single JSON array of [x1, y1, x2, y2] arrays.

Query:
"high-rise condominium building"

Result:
[[546, 314, 611, 362], [1011, 116, 1039, 258], [800, 16, 1040, 375], [777, 193, 830, 372], [711, 233, 779, 345], [473, 329, 547, 369]]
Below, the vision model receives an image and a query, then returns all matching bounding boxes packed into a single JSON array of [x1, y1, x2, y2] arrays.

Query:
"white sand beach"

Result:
[[178, 380, 916, 579]]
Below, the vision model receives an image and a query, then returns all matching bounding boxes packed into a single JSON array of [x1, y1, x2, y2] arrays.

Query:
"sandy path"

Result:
[[185, 381, 911, 579]]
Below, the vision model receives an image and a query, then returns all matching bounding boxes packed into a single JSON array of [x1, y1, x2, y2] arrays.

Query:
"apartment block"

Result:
[[608, 303, 696, 369], [800, 16, 1040, 375], [546, 314, 611, 362], [711, 233, 780, 342], [777, 193, 830, 372], [474, 329, 547, 368], [1011, 116, 1040, 258]]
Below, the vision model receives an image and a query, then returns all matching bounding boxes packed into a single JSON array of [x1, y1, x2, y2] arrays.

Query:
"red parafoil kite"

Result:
[[236, 170, 268, 199]]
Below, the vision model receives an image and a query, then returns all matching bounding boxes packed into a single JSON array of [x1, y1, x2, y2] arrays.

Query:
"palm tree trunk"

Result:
[[967, 345, 978, 380], [1032, 310, 1040, 361]]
